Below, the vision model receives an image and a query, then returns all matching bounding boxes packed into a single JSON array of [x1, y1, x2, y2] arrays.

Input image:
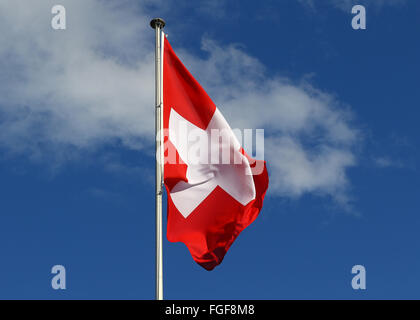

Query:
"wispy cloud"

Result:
[[372, 156, 407, 169], [0, 0, 360, 207]]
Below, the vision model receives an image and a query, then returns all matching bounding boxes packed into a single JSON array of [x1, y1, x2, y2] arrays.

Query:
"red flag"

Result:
[[163, 36, 269, 270]]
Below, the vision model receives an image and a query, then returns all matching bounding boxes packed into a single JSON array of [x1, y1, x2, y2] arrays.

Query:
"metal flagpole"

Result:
[[150, 17, 165, 301]]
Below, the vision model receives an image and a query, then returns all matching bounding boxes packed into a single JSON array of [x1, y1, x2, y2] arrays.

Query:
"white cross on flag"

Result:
[[163, 35, 269, 270]]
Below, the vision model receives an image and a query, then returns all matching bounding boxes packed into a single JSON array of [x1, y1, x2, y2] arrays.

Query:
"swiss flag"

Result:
[[163, 35, 269, 270]]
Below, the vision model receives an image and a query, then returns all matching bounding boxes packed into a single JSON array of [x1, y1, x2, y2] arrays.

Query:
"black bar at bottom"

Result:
[[0, 300, 418, 318]]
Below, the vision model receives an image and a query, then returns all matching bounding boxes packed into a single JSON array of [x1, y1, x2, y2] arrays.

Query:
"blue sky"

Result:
[[0, 0, 419, 299]]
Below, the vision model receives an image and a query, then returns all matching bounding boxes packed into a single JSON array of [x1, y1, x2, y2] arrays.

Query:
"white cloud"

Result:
[[267, 137, 355, 198], [0, 0, 360, 206], [176, 38, 359, 205], [0, 0, 155, 155]]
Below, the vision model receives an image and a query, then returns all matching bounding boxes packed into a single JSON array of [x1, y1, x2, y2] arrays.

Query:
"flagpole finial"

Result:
[[150, 18, 166, 29]]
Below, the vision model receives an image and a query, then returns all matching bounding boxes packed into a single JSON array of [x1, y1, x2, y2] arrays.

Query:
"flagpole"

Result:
[[150, 17, 165, 301]]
